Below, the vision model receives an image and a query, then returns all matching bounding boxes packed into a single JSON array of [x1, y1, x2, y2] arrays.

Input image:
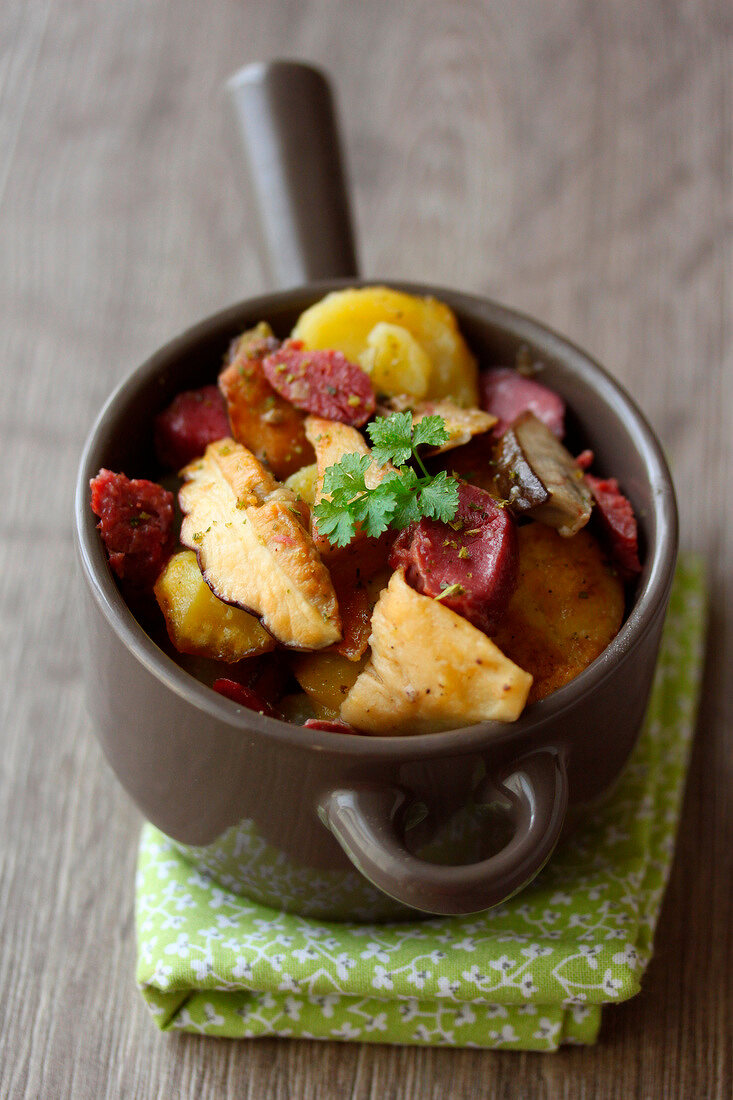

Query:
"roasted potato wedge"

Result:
[[291, 287, 479, 406], [341, 569, 532, 734], [154, 550, 274, 661], [284, 462, 319, 506], [292, 651, 369, 712], [179, 439, 341, 650], [219, 322, 314, 480], [491, 523, 625, 703]]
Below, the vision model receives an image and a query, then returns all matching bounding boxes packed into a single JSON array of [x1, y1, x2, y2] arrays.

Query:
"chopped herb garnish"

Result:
[[311, 412, 459, 547], [434, 582, 466, 601]]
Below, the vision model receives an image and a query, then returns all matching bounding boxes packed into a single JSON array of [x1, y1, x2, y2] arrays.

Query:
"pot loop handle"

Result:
[[227, 60, 359, 288], [320, 751, 568, 916]]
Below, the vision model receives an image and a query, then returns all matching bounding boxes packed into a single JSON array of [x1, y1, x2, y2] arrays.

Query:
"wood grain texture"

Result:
[[1, 0, 730, 1096]]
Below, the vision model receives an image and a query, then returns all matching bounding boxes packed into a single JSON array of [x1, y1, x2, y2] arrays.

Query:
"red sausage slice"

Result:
[[154, 385, 231, 470], [262, 341, 376, 426], [480, 368, 565, 438], [389, 483, 519, 634], [90, 469, 175, 588], [212, 678, 283, 719], [585, 475, 642, 578]]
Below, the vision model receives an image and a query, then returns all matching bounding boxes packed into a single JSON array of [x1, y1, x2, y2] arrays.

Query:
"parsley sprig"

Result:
[[312, 412, 460, 547]]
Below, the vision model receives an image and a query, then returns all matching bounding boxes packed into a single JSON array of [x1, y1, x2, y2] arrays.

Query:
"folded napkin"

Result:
[[136, 556, 705, 1050]]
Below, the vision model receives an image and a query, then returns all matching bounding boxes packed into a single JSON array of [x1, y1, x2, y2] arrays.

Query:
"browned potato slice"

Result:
[[219, 322, 314, 480], [284, 463, 319, 505], [491, 523, 625, 703], [279, 693, 340, 724], [179, 439, 341, 650], [341, 570, 532, 734], [154, 550, 274, 661], [292, 651, 369, 712]]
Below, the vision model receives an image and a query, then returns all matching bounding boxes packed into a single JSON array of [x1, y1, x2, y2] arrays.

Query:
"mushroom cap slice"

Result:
[[179, 439, 341, 650], [341, 569, 532, 734], [494, 412, 593, 537]]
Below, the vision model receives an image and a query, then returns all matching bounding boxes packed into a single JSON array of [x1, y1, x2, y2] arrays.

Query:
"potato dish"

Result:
[[90, 286, 640, 735]]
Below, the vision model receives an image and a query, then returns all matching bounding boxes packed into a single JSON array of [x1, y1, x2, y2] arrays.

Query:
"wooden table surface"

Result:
[[2, 1, 731, 1096]]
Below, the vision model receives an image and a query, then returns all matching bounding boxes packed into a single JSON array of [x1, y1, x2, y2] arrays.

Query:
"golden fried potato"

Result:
[[284, 463, 319, 506], [491, 523, 625, 703], [278, 692, 340, 724], [292, 651, 368, 713], [154, 550, 274, 661], [219, 322, 314, 480], [291, 287, 479, 406]]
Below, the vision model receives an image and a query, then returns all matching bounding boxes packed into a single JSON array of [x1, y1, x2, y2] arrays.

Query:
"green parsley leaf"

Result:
[[321, 452, 370, 499], [351, 480, 398, 537], [388, 468, 423, 529], [411, 414, 450, 450], [419, 469, 460, 521], [366, 411, 413, 466], [312, 498, 357, 548], [312, 413, 460, 546]]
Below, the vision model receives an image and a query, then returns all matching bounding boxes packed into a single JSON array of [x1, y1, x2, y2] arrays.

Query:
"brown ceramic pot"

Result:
[[74, 63, 677, 921]]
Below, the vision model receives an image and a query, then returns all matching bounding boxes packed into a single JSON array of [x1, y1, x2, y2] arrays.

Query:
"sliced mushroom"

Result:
[[179, 439, 341, 650], [340, 569, 532, 734], [493, 411, 593, 536], [384, 397, 497, 453]]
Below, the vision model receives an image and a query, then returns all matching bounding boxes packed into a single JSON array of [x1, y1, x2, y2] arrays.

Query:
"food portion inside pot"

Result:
[[89, 286, 641, 734]]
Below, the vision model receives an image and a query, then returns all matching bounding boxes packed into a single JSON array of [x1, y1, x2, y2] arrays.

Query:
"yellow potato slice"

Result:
[[292, 651, 369, 713], [291, 286, 479, 406], [341, 570, 532, 734], [358, 322, 433, 400], [179, 439, 341, 650], [284, 463, 319, 506], [154, 550, 274, 661], [491, 523, 625, 703]]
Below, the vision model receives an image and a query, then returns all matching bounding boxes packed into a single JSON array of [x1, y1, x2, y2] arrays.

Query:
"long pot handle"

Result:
[[319, 751, 568, 916], [226, 60, 359, 288]]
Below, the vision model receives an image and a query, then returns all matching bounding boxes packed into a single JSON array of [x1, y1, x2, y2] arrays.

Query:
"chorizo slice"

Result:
[[389, 482, 518, 635]]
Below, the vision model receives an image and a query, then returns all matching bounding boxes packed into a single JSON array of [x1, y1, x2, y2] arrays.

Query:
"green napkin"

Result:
[[136, 556, 705, 1050]]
